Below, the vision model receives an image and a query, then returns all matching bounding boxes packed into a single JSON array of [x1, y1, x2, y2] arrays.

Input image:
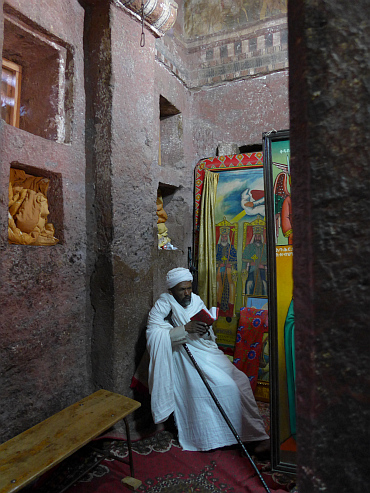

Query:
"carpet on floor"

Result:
[[30, 430, 296, 493]]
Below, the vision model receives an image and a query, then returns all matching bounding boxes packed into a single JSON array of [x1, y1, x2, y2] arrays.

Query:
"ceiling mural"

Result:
[[184, 0, 287, 37]]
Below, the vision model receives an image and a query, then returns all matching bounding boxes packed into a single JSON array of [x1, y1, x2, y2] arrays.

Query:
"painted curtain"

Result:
[[194, 153, 267, 361]]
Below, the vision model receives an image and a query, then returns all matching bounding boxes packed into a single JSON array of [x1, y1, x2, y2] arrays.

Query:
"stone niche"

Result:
[[9, 162, 63, 244], [157, 182, 178, 249], [2, 6, 74, 142], [159, 95, 183, 167], [155, 181, 191, 293], [155, 95, 192, 293]]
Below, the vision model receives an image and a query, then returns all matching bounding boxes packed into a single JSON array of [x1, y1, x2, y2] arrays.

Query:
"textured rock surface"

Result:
[[0, 0, 290, 444], [0, 0, 89, 442], [190, 70, 289, 159], [289, 0, 370, 491]]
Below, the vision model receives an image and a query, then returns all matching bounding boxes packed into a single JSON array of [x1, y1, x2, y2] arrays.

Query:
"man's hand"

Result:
[[185, 320, 210, 336]]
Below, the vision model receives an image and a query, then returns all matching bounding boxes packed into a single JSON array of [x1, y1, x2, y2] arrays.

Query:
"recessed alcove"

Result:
[[159, 95, 183, 167], [159, 183, 178, 206], [2, 6, 74, 143], [9, 162, 63, 244], [156, 183, 179, 249], [216, 143, 263, 157], [239, 143, 263, 153], [154, 183, 186, 295]]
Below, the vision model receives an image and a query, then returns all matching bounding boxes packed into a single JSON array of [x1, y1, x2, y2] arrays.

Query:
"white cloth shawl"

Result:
[[146, 292, 269, 451]]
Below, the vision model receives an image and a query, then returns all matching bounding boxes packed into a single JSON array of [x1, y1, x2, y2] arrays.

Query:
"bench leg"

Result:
[[57, 445, 139, 493], [123, 417, 134, 478], [57, 418, 138, 492], [91, 417, 135, 477]]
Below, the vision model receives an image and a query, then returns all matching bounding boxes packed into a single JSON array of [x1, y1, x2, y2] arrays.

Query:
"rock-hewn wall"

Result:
[[0, 0, 89, 442], [189, 70, 289, 160], [289, 0, 370, 491], [0, 0, 290, 443]]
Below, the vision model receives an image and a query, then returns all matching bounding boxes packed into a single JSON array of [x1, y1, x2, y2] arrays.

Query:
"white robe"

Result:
[[146, 292, 269, 451]]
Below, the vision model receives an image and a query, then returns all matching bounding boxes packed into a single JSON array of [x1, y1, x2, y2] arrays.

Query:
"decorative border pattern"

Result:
[[156, 19, 288, 88], [193, 152, 263, 258], [194, 152, 263, 231]]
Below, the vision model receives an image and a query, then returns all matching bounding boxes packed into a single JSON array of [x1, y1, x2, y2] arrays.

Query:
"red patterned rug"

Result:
[[30, 431, 296, 493]]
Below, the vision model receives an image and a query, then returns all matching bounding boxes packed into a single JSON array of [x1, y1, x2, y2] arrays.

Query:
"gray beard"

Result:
[[181, 297, 191, 308]]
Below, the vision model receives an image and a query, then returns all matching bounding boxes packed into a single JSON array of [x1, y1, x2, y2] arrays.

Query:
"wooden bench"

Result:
[[0, 389, 141, 493]]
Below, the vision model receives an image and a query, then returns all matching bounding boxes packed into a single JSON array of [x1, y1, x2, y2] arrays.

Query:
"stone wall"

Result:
[[0, 0, 89, 442], [189, 70, 289, 160], [289, 0, 370, 491], [0, 0, 290, 442], [110, 6, 158, 395]]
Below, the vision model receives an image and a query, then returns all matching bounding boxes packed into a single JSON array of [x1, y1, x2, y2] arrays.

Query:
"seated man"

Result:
[[146, 267, 270, 457]]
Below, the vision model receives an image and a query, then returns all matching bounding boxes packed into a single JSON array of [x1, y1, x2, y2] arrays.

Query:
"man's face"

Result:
[[255, 233, 262, 243], [170, 281, 192, 307]]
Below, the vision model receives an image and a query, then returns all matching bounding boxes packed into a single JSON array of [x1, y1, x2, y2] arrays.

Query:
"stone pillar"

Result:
[[83, 1, 115, 392], [289, 1, 370, 491], [84, 1, 158, 398], [110, 6, 158, 395]]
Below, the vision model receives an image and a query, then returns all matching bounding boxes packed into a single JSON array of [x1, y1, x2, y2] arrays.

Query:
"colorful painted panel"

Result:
[[194, 152, 272, 403], [264, 130, 296, 471], [194, 153, 263, 257], [215, 167, 267, 315], [194, 153, 266, 362], [271, 139, 293, 443]]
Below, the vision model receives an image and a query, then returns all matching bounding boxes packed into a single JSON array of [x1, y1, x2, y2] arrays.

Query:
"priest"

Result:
[[146, 267, 270, 457]]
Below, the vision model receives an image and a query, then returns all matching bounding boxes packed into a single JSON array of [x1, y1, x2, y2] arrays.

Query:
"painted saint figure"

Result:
[[281, 193, 293, 245], [242, 223, 267, 296], [216, 225, 237, 317]]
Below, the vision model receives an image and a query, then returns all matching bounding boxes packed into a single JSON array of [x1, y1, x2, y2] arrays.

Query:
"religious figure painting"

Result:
[[184, 0, 288, 37], [216, 217, 238, 318], [264, 131, 296, 469], [241, 216, 267, 299], [215, 167, 267, 315], [271, 138, 295, 446], [193, 152, 265, 356], [271, 140, 291, 246]]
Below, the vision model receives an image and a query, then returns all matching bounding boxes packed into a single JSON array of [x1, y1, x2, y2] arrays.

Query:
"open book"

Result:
[[190, 306, 219, 325]]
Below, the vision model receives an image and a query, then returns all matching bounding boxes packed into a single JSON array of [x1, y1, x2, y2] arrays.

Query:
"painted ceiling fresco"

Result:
[[184, 0, 287, 37]]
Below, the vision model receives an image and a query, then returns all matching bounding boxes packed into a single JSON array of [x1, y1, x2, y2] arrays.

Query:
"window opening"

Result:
[[1, 58, 22, 127], [2, 8, 73, 143]]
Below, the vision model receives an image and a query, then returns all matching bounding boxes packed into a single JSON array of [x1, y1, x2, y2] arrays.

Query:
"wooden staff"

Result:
[[182, 343, 271, 493]]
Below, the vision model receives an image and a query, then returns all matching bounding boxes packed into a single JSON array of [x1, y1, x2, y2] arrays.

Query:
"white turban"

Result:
[[166, 267, 193, 290]]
